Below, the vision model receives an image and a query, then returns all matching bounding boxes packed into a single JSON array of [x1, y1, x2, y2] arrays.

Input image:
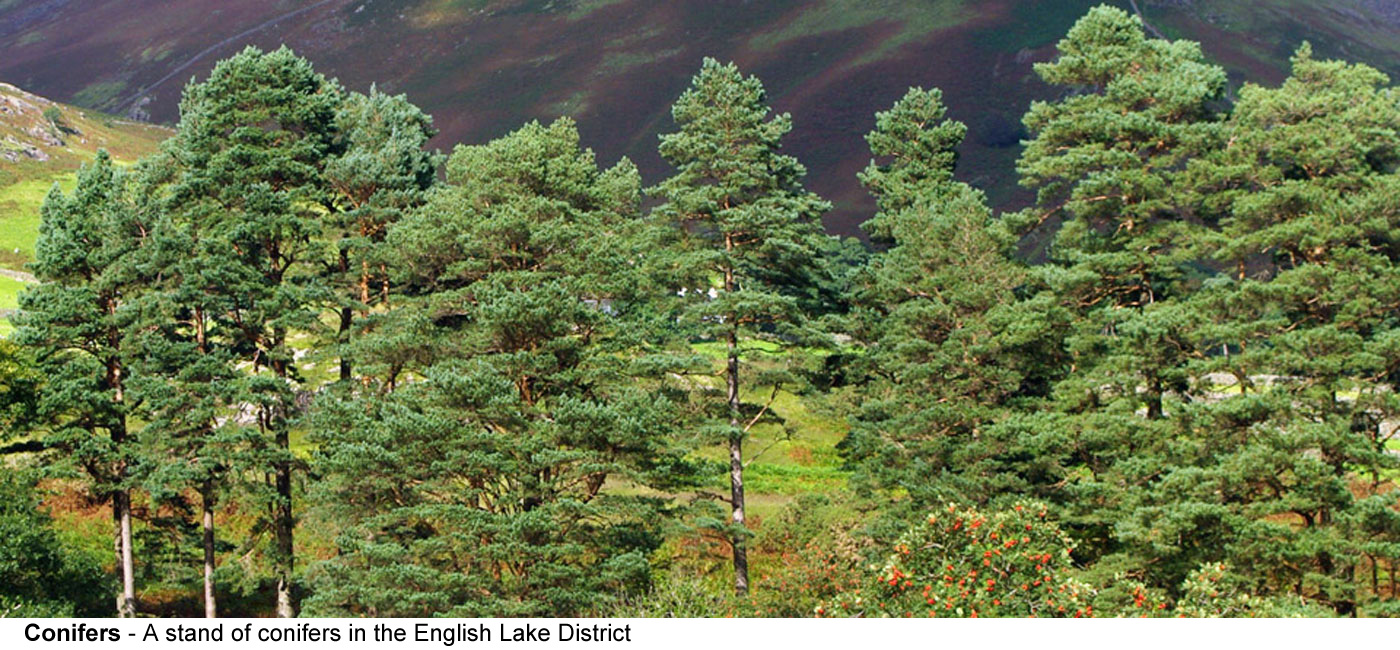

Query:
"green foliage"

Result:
[[843, 87, 1068, 516], [322, 86, 442, 382], [0, 340, 40, 432], [858, 87, 967, 236], [1138, 44, 1400, 616], [651, 58, 834, 351], [305, 117, 698, 617], [0, 471, 106, 616]]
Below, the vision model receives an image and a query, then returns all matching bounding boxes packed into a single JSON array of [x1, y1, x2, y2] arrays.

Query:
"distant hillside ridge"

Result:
[[6, 0, 1400, 233]]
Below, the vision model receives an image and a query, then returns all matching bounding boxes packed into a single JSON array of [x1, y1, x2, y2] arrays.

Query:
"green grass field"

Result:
[[0, 172, 74, 271], [0, 273, 24, 337], [0, 83, 169, 273]]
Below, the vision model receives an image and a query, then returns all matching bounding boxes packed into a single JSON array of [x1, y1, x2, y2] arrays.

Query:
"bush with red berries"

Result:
[[820, 502, 1093, 617]]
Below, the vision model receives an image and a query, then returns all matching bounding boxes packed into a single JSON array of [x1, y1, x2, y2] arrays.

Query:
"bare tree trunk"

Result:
[[724, 250, 748, 595], [111, 499, 119, 613], [116, 489, 136, 617], [274, 426, 295, 618], [111, 379, 136, 618], [269, 351, 296, 619], [202, 480, 218, 618]]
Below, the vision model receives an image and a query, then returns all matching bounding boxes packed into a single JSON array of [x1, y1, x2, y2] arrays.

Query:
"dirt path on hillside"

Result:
[[1129, 0, 1169, 39], [0, 267, 35, 283], [120, 0, 347, 113]]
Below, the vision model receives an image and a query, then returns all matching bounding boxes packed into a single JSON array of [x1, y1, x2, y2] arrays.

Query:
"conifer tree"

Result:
[[161, 46, 343, 617], [651, 59, 831, 594], [1013, 5, 1227, 561], [844, 89, 1066, 515], [1157, 46, 1400, 615], [14, 151, 147, 616], [306, 118, 698, 616], [321, 88, 440, 382], [124, 152, 245, 618]]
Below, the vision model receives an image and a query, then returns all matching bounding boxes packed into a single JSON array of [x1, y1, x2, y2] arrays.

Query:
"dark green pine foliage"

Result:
[[842, 88, 1067, 520], [1149, 46, 1400, 615], [1013, 6, 1227, 563], [858, 88, 966, 237], [161, 46, 342, 617], [124, 151, 247, 618], [14, 151, 147, 616], [305, 118, 697, 617], [650, 58, 832, 595], [0, 340, 41, 434], [322, 87, 441, 383]]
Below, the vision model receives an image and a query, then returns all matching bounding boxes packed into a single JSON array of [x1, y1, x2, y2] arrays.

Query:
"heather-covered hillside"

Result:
[[7, 0, 1400, 233]]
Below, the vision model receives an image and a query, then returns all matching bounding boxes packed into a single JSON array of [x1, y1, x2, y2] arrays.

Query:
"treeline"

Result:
[[2, 5, 1399, 618]]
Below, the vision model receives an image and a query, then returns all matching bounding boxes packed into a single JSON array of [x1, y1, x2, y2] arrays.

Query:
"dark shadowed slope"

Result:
[[5, 0, 1400, 234]]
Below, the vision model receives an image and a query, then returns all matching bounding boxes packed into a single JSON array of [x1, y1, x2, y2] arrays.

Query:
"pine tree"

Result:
[[843, 88, 1068, 519], [305, 118, 699, 616], [1154, 45, 1400, 615], [123, 151, 245, 618], [14, 151, 148, 616], [321, 87, 441, 383], [1013, 5, 1227, 562], [650, 59, 832, 594], [160, 46, 343, 617]]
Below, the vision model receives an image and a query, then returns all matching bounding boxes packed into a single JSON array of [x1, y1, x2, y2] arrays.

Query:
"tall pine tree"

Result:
[[1013, 5, 1227, 563], [161, 46, 342, 616], [15, 151, 148, 616], [843, 89, 1067, 518], [124, 150, 247, 618], [305, 118, 698, 616], [651, 59, 831, 594]]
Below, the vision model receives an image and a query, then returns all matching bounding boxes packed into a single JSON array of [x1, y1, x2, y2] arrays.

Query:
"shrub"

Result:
[[748, 494, 870, 617], [0, 471, 107, 616], [823, 501, 1093, 617]]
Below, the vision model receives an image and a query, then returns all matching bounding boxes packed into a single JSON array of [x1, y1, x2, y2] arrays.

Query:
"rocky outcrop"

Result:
[[0, 82, 65, 162]]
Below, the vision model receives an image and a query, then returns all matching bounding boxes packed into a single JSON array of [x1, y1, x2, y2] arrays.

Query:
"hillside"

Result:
[[6, 1, 1400, 235], [0, 82, 169, 335]]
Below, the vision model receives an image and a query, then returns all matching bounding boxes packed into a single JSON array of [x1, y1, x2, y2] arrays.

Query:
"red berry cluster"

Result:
[[820, 501, 1092, 618]]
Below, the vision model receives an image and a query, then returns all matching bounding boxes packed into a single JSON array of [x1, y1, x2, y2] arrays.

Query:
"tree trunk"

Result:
[[108, 345, 137, 618], [270, 353, 296, 618], [274, 426, 295, 618], [111, 498, 120, 613], [727, 324, 748, 595], [116, 489, 136, 617], [337, 306, 353, 382], [202, 480, 218, 618]]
